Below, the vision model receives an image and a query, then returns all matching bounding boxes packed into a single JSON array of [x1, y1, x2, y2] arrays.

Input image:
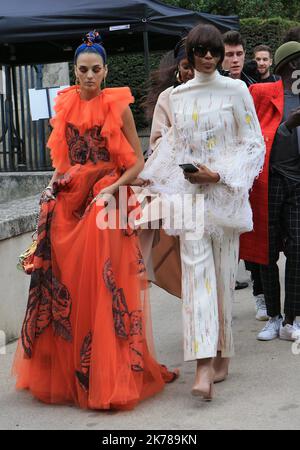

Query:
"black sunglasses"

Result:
[[193, 45, 222, 58]]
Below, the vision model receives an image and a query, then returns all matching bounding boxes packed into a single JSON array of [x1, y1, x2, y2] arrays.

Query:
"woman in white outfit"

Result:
[[139, 24, 265, 400], [136, 40, 193, 298]]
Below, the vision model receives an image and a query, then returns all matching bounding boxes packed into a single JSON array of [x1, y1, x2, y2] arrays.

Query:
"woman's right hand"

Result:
[[40, 186, 56, 203]]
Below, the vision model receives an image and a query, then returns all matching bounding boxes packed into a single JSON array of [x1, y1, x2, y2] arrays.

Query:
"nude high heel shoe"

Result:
[[191, 358, 215, 401], [191, 381, 214, 401], [213, 352, 230, 383]]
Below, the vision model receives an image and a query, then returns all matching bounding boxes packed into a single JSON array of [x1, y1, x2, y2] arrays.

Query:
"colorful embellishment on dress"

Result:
[[75, 331, 92, 391], [103, 259, 144, 372], [66, 123, 110, 165], [245, 113, 252, 125]]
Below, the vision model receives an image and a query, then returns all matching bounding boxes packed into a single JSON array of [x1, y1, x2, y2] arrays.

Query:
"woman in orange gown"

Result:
[[13, 32, 177, 410]]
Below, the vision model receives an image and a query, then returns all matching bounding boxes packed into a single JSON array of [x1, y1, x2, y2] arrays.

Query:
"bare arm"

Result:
[[104, 106, 144, 193], [48, 169, 62, 187], [43, 169, 63, 200]]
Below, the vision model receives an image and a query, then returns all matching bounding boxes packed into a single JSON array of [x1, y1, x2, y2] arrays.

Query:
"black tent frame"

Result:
[[0, 0, 239, 171], [0, 0, 239, 67]]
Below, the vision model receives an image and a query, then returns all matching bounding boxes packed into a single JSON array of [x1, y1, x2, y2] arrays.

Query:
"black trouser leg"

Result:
[[260, 173, 283, 317], [283, 179, 300, 318], [245, 261, 263, 296]]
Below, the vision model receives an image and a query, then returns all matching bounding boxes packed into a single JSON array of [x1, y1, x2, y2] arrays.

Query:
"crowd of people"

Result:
[[12, 25, 300, 409]]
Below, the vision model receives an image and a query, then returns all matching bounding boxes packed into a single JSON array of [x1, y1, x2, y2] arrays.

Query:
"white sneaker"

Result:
[[294, 321, 300, 329], [279, 322, 300, 341], [255, 294, 268, 321], [257, 316, 282, 341]]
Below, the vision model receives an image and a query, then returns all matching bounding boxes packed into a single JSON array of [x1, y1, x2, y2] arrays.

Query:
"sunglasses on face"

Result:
[[192, 45, 222, 58]]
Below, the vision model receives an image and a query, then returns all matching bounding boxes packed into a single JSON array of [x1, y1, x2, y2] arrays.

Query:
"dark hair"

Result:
[[174, 38, 187, 63], [282, 27, 300, 43], [223, 30, 245, 51], [253, 44, 272, 58], [186, 24, 224, 67], [142, 40, 187, 121]]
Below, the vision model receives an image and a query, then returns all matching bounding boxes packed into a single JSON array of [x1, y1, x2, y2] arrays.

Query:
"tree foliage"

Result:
[[164, 0, 300, 20]]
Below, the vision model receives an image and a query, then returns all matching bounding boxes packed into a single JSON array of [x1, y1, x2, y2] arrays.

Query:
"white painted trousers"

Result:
[[180, 230, 239, 361]]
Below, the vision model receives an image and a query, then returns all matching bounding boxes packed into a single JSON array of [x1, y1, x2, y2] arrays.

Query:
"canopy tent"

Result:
[[0, 0, 239, 65]]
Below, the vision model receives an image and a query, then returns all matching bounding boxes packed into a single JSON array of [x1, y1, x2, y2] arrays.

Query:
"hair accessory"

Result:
[[74, 30, 107, 64], [83, 30, 102, 46]]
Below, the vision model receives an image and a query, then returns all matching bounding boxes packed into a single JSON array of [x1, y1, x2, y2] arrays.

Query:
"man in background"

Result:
[[222, 31, 268, 311], [222, 30, 259, 86], [253, 44, 280, 82], [240, 42, 300, 342]]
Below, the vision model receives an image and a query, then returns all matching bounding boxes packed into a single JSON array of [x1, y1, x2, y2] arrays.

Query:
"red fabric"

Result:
[[239, 80, 284, 265]]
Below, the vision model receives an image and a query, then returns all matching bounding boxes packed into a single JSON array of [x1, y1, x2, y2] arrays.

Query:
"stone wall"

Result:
[[0, 172, 52, 203], [0, 172, 52, 343], [0, 232, 31, 343], [42, 63, 70, 88]]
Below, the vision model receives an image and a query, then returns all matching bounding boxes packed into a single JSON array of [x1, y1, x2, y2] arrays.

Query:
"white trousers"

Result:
[[180, 230, 239, 361]]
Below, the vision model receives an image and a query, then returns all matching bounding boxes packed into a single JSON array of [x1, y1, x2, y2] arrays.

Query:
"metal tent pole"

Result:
[[4, 66, 15, 170], [143, 31, 150, 77]]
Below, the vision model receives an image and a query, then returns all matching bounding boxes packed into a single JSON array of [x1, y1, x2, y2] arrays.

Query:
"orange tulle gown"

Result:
[[13, 86, 176, 410]]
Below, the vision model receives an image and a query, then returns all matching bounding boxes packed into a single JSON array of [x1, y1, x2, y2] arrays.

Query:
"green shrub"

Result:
[[240, 17, 300, 57], [106, 52, 165, 129]]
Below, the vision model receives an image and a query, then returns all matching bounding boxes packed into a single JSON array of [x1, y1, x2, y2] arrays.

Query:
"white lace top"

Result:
[[140, 70, 265, 237]]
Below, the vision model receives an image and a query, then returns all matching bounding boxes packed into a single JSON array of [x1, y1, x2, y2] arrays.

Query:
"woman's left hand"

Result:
[[184, 164, 220, 184], [130, 178, 151, 187], [92, 184, 118, 205]]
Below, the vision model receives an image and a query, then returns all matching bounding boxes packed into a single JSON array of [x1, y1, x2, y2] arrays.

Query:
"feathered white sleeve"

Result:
[[139, 128, 187, 195], [214, 81, 265, 191], [140, 90, 189, 196]]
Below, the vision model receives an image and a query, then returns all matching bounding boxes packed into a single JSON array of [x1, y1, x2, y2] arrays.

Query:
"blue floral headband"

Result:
[[74, 31, 107, 65]]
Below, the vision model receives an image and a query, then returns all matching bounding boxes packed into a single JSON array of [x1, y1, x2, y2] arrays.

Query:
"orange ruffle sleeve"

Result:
[[47, 86, 137, 173]]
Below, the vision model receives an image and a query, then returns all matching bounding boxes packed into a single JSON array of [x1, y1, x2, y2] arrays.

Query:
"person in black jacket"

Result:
[[253, 44, 281, 83]]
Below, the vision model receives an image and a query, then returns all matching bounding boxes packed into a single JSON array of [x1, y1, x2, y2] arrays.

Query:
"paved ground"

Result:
[[1, 257, 300, 430]]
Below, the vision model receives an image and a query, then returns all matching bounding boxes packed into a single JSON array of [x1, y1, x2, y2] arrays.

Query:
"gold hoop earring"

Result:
[[176, 70, 182, 83], [75, 76, 79, 85]]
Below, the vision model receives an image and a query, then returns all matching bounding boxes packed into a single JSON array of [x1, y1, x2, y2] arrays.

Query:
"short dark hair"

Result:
[[186, 24, 224, 67], [283, 27, 300, 43], [223, 30, 245, 50], [253, 44, 272, 58]]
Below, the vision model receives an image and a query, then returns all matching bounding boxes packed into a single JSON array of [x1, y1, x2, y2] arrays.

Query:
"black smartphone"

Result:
[[179, 163, 198, 173]]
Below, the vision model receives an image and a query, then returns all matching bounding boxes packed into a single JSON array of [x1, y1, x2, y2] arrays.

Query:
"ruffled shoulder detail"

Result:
[[102, 87, 134, 113], [51, 86, 80, 126], [101, 87, 137, 169], [47, 86, 80, 173]]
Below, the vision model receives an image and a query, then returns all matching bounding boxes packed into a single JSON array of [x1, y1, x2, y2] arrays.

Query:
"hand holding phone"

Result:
[[179, 163, 199, 173]]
